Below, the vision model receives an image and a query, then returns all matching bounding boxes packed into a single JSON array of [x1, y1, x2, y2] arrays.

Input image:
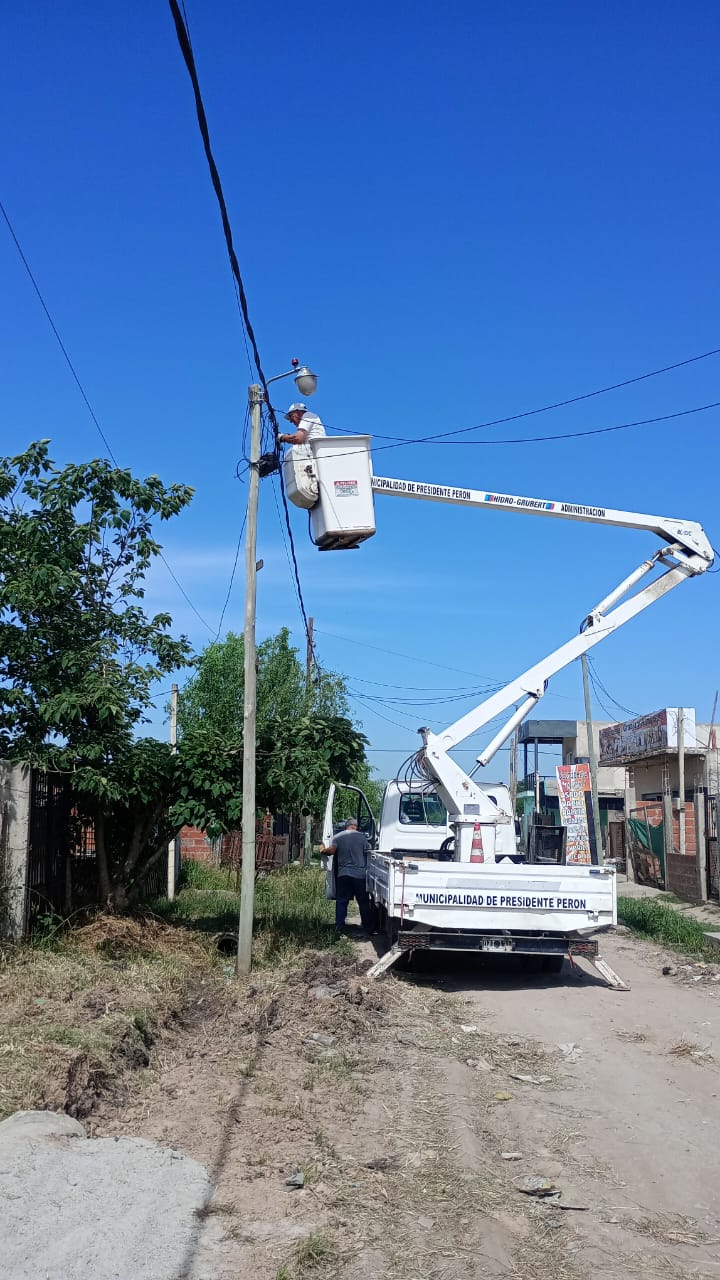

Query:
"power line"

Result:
[[168, 0, 316, 663], [315, 627, 503, 682], [1, 199, 118, 463], [212, 512, 246, 642], [318, 398, 720, 456], [159, 556, 215, 634], [586, 657, 641, 720], [327, 344, 720, 447], [1, 197, 218, 637]]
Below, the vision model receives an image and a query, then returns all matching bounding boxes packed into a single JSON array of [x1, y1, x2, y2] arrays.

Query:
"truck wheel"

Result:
[[542, 955, 565, 974]]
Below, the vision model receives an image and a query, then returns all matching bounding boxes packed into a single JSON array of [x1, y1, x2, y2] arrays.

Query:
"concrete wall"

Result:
[[0, 762, 31, 941], [627, 753, 706, 803]]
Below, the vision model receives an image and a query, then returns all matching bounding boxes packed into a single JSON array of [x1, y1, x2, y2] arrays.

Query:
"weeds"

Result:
[[153, 864, 351, 965], [293, 1229, 338, 1273], [618, 896, 716, 957]]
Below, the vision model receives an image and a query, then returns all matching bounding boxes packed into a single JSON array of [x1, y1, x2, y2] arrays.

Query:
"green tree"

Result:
[[0, 441, 193, 771], [0, 442, 202, 907], [177, 628, 349, 740], [257, 714, 368, 818]]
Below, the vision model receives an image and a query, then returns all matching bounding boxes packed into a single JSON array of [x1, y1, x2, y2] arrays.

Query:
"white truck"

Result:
[[289, 435, 714, 986]]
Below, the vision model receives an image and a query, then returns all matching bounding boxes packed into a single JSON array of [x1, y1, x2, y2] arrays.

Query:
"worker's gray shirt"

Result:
[[332, 829, 371, 878]]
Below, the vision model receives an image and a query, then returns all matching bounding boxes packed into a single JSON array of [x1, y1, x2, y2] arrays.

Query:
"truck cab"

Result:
[[324, 779, 518, 862]]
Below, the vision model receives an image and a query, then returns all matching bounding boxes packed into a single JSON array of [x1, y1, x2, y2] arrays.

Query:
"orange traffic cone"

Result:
[[470, 822, 484, 863]]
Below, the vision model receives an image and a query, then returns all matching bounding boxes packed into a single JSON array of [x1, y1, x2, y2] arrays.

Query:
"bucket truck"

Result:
[[285, 437, 714, 986]]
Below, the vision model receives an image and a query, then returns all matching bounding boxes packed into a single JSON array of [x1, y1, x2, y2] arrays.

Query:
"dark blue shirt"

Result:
[[332, 829, 371, 877]]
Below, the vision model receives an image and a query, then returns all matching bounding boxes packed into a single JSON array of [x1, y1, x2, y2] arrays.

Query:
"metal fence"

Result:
[[627, 804, 665, 888], [706, 795, 719, 901]]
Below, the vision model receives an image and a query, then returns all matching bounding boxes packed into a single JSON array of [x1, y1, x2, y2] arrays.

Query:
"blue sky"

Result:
[[2, 1, 719, 786]]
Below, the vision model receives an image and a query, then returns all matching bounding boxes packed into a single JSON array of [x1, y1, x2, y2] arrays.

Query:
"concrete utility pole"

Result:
[[167, 683, 179, 901], [677, 707, 686, 859], [236, 384, 263, 976], [509, 727, 519, 811], [581, 655, 604, 865], [303, 617, 315, 866]]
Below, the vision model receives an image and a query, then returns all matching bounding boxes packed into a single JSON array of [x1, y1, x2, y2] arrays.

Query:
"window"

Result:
[[399, 793, 448, 826]]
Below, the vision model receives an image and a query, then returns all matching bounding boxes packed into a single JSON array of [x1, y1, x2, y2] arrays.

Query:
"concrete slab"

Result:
[[0, 1109, 232, 1280]]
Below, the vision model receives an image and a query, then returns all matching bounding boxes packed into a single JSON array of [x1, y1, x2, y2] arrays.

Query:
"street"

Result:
[[2, 925, 719, 1280]]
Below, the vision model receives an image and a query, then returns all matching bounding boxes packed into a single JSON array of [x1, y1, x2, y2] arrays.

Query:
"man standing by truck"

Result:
[[322, 818, 375, 935]]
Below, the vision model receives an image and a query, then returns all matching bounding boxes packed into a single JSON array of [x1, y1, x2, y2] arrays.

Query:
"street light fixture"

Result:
[[265, 359, 319, 398], [236, 360, 318, 976]]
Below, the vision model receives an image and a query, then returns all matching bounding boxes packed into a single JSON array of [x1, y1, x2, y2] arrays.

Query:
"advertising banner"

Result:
[[599, 709, 696, 764], [556, 763, 596, 864]]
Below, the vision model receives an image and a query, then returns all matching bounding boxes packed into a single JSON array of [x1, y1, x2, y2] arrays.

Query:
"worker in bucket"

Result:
[[277, 402, 326, 451], [322, 817, 376, 936]]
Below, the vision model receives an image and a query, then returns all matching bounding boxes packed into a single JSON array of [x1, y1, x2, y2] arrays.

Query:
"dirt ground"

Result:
[[75, 924, 720, 1280]]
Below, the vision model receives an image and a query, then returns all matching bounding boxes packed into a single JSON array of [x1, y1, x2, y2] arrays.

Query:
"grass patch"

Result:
[[293, 1229, 338, 1274], [618, 896, 717, 958], [153, 863, 352, 965], [0, 918, 220, 1121]]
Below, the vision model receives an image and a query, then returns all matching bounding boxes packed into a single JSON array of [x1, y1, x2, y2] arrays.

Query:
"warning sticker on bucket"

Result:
[[334, 480, 358, 497]]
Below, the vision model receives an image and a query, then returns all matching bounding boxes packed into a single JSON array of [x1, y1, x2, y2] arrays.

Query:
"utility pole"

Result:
[[236, 384, 263, 976], [581, 655, 604, 865], [303, 617, 315, 866], [167, 683, 179, 901], [677, 707, 686, 859], [509, 727, 519, 811]]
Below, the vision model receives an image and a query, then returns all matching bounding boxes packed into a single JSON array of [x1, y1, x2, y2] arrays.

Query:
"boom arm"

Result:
[[371, 471, 714, 852]]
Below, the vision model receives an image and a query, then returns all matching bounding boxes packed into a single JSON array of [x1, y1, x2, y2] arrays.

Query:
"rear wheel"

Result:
[[542, 955, 565, 974]]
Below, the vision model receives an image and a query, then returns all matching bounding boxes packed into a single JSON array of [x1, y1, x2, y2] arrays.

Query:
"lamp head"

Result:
[[293, 366, 318, 396]]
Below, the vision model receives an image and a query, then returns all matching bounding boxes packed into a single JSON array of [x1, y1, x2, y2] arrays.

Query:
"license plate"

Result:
[[480, 938, 513, 952]]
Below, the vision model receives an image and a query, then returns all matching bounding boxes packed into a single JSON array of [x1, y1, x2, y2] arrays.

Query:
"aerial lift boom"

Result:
[[286, 438, 714, 863]]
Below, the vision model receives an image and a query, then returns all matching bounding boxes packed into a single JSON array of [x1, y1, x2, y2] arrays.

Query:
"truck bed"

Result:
[[367, 854, 616, 939]]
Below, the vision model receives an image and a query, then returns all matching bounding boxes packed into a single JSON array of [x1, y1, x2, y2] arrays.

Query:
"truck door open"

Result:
[[322, 783, 377, 848]]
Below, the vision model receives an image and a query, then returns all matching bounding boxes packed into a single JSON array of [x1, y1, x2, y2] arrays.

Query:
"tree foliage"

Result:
[[0, 441, 193, 771], [0, 445, 377, 908], [0, 442, 200, 907], [177, 627, 349, 740], [258, 714, 368, 817]]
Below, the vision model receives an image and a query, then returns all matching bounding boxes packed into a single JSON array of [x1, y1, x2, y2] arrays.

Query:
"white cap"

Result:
[[284, 403, 307, 420]]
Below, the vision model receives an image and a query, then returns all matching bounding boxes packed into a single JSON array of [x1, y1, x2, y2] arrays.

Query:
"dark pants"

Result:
[[335, 874, 375, 931]]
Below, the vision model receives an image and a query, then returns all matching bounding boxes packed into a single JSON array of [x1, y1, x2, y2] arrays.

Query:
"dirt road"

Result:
[[76, 926, 716, 1280]]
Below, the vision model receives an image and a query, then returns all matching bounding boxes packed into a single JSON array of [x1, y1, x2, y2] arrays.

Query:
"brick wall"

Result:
[[178, 825, 216, 864], [670, 807, 697, 857], [666, 852, 700, 901]]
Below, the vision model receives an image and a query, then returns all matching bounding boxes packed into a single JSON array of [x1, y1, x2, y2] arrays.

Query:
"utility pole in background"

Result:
[[303, 617, 315, 866], [581, 655, 604, 865], [509, 727, 519, 811], [677, 707, 686, 858], [236, 384, 263, 976], [167, 683, 179, 901]]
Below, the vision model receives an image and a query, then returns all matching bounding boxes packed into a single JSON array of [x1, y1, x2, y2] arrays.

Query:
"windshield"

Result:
[[399, 792, 448, 826]]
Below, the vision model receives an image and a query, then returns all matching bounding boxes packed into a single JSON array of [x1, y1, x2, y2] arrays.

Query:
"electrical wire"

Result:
[[316, 399, 720, 456], [586, 657, 641, 720], [169, 0, 317, 667], [212, 512, 246, 643], [348, 685, 503, 707], [1, 199, 118, 463], [1, 197, 219, 637], [323, 345, 720, 446], [315, 628, 502, 682]]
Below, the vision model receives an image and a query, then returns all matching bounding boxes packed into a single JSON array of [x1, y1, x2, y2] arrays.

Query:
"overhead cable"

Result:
[[0, 197, 218, 637], [317, 399, 720, 457], [327, 344, 720, 446], [168, 0, 316, 662]]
